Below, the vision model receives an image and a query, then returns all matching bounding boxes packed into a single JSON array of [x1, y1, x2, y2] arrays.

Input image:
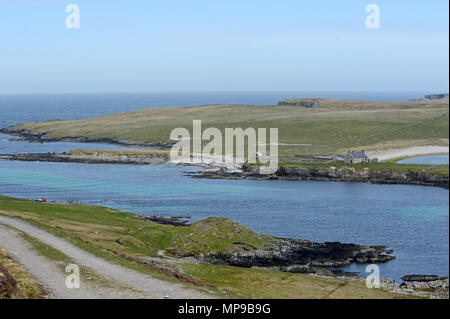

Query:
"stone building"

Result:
[[344, 151, 369, 163]]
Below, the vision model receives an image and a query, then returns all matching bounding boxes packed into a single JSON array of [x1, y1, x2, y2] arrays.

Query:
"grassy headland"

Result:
[[0, 97, 447, 297], [0, 195, 413, 299], [3, 98, 448, 161], [0, 195, 271, 258]]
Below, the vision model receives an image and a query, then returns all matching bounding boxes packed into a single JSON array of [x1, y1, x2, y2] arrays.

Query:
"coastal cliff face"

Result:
[[151, 217, 395, 278]]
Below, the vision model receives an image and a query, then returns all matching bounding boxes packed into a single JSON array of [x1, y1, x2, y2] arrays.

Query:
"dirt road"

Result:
[[0, 215, 212, 299]]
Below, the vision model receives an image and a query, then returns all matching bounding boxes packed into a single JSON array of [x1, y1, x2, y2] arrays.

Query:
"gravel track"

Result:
[[0, 215, 212, 299]]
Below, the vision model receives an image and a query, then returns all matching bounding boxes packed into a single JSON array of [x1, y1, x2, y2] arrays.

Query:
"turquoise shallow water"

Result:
[[0, 92, 448, 282], [0, 159, 448, 282]]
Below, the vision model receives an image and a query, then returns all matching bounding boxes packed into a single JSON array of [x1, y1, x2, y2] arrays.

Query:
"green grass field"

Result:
[[7, 98, 449, 161], [0, 195, 415, 299]]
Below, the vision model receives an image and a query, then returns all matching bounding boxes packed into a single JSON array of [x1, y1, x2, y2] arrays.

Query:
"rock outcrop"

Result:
[[3, 150, 448, 188], [172, 237, 394, 278], [277, 98, 323, 107], [400, 275, 449, 297], [381, 275, 449, 298], [1, 151, 169, 165], [137, 215, 191, 226], [196, 164, 449, 189], [0, 128, 173, 148], [401, 274, 447, 282], [0, 262, 17, 298], [273, 165, 449, 188]]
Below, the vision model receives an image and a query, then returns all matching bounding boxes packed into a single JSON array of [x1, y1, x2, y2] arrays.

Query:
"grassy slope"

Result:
[[0, 195, 413, 299], [8, 99, 449, 161], [0, 246, 42, 299], [0, 196, 271, 258]]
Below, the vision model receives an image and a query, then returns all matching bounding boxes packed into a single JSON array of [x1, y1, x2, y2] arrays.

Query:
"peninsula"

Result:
[[2, 195, 446, 299], [2, 98, 448, 159], [1, 97, 449, 299], [1, 97, 448, 188]]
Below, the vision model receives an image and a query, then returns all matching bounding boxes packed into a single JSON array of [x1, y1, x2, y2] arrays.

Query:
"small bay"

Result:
[[0, 92, 448, 282]]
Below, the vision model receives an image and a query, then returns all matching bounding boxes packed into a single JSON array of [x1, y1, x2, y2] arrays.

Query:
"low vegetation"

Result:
[[280, 161, 449, 177], [6, 98, 449, 161], [182, 264, 412, 299], [0, 195, 415, 298], [0, 195, 271, 258], [0, 98, 447, 298], [0, 246, 42, 299]]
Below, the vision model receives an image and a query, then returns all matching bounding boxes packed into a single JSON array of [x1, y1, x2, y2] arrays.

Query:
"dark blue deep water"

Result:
[[0, 92, 448, 282]]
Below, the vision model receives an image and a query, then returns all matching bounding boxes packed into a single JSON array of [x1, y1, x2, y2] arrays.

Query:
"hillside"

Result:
[[2, 98, 448, 162], [0, 195, 416, 299]]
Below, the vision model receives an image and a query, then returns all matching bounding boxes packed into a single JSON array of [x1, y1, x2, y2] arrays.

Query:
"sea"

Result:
[[0, 91, 448, 282]]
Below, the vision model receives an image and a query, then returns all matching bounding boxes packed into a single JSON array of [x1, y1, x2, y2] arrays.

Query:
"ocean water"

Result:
[[398, 154, 449, 165], [0, 92, 448, 282], [0, 91, 427, 128]]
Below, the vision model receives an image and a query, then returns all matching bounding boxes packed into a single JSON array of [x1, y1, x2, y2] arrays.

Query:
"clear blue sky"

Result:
[[0, 0, 448, 94]]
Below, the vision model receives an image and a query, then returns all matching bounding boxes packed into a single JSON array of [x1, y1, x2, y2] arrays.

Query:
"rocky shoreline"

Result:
[[0, 128, 174, 148], [185, 238, 395, 275], [0, 151, 170, 165], [135, 215, 448, 298], [134, 214, 393, 278], [380, 275, 449, 298], [194, 163, 450, 189], [1, 150, 448, 188]]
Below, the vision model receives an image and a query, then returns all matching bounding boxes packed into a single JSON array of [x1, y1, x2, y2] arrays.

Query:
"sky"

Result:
[[0, 0, 448, 94]]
